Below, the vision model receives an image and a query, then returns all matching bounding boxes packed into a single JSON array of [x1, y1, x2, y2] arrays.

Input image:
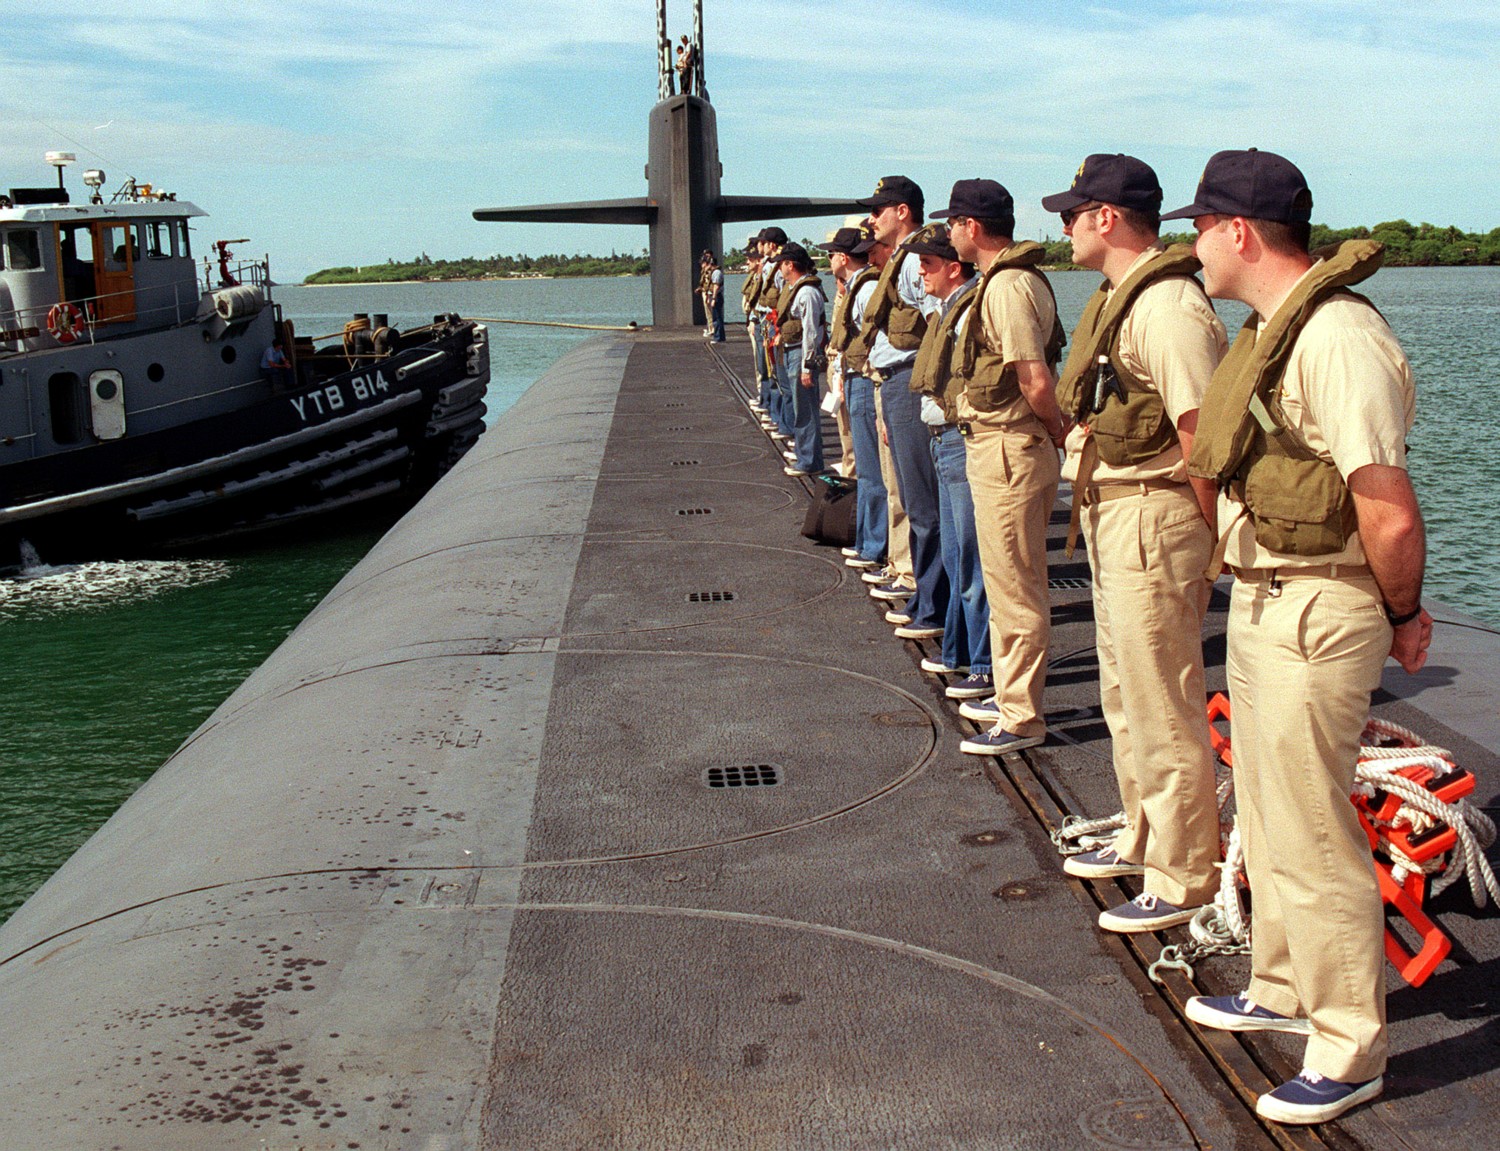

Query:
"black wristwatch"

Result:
[[1385, 604, 1421, 627]]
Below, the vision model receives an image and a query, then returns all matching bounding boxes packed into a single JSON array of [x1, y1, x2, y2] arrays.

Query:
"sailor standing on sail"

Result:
[[1040, 155, 1227, 933], [1169, 149, 1432, 1126]]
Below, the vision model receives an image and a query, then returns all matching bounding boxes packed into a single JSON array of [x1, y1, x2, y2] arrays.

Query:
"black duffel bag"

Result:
[[800, 474, 858, 547]]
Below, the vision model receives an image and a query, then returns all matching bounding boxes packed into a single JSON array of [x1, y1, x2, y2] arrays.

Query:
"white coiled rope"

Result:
[[1058, 715, 1497, 984]]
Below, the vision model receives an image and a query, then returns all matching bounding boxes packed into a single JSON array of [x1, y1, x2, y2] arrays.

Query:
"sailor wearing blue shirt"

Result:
[[757, 228, 792, 437], [905, 223, 992, 693], [855, 175, 948, 639], [817, 224, 887, 564], [773, 242, 827, 476]]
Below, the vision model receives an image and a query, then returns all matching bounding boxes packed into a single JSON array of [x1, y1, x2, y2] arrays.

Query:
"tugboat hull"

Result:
[[0, 317, 489, 563]]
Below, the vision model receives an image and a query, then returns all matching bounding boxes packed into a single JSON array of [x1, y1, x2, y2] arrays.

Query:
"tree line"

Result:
[[304, 221, 1498, 285], [1040, 220, 1500, 269], [303, 250, 651, 284]]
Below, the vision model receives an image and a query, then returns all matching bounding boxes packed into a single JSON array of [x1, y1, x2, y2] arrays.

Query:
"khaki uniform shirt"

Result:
[[955, 257, 1056, 429], [1219, 268, 1415, 570], [1062, 247, 1228, 484]]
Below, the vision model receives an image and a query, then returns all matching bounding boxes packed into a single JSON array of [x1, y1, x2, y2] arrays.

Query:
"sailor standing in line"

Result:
[[1040, 155, 1228, 932], [1168, 149, 1431, 1125], [817, 224, 887, 565], [757, 228, 791, 438], [704, 250, 725, 342], [773, 242, 828, 476], [742, 240, 768, 414], [852, 235, 919, 618], [698, 252, 713, 338], [938, 179, 1068, 755], [903, 223, 993, 698], [848, 176, 948, 639]]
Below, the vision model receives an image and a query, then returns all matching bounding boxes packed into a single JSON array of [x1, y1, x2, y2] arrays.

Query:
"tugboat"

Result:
[[0, 153, 489, 565]]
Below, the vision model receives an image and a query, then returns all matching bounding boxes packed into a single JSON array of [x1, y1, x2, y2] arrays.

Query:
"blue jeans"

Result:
[[711, 294, 724, 341], [782, 346, 824, 472], [931, 425, 991, 674], [763, 321, 791, 435], [878, 368, 947, 629], [846, 374, 887, 562]]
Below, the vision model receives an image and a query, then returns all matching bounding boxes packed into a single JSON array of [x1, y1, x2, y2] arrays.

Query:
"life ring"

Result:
[[47, 302, 85, 344]]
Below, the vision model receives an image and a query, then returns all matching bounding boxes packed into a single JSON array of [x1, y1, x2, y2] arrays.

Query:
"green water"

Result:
[[1, 269, 1495, 924]]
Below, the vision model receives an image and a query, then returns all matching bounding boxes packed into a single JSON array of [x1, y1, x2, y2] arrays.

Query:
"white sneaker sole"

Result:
[[1062, 856, 1144, 879], [1184, 999, 1314, 1035], [1098, 905, 1199, 933], [1256, 1076, 1383, 1125]]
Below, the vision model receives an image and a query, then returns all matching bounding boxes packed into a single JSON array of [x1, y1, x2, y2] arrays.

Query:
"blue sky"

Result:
[[3, 1, 1494, 280]]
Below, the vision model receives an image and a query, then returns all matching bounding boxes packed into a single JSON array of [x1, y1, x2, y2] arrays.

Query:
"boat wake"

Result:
[[0, 548, 233, 619]]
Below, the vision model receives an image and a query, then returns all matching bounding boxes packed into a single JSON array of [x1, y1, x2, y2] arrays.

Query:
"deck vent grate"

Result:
[[676, 507, 714, 516], [667, 424, 693, 431], [670, 459, 700, 467], [1048, 578, 1092, 590], [705, 764, 781, 789], [686, 591, 736, 603], [664, 401, 688, 408]]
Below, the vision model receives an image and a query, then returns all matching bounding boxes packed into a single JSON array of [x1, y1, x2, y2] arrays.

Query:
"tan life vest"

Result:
[[742, 268, 763, 312], [1188, 240, 1386, 556], [775, 274, 825, 346], [844, 240, 926, 374], [910, 283, 978, 424], [759, 266, 782, 315], [1055, 244, 1202, 466], [953, 241, 1067, 413], [829, 265, 879, 354]]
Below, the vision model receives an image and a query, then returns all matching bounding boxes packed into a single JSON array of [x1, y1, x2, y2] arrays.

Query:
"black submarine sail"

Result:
[[473, 0, 862, 328]]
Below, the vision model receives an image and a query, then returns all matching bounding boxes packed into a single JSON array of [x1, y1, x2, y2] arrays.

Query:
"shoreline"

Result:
[[298, 273, 651, 288]]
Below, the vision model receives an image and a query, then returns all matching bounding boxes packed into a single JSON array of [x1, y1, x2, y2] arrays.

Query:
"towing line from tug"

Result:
[[0, 153, 491, 565]]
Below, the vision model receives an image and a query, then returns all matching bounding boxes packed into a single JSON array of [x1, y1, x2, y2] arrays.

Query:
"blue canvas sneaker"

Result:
[[920, 657, 966, 674], [945, 673, 994, 700], [1098, 893, 1199, 933], [869, 582, 911, 602], [957, 697, 1001, 723], [1256, 1070, 1383, 1125], [1184, 993, 1313, 1035], [959, 728, 1044, 756], [1062, 846, 1144, 879], [893, 623, 943, 639]]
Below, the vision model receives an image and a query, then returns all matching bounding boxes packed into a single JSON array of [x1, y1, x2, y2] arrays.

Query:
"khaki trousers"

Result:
[[965, 420, 1059, 739], [1085, 486, 1220, 907], [1228, 574, 1390, 1082], [875, 384, 913, 586], [835, 399, 857, 478]]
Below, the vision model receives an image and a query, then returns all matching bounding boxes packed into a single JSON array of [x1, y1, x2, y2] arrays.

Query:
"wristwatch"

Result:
[[1385, 604, 1421, 627]]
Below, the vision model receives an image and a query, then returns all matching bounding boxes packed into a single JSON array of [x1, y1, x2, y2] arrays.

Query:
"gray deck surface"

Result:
[[0, 330, 1494, 1150]]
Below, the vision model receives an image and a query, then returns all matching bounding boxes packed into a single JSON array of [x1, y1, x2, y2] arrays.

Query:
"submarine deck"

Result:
[[0, 329, 1494, 1150]]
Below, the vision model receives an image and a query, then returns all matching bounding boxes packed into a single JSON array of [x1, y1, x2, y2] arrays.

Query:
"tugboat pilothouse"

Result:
[[0, 153, 489, 565]]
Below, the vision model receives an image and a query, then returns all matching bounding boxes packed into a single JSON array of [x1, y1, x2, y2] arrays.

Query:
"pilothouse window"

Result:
[[5, 230, 41, 271], [102, 224, 134, 269], [146, 220, 175, 259], [59, 224, 96, 303]]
